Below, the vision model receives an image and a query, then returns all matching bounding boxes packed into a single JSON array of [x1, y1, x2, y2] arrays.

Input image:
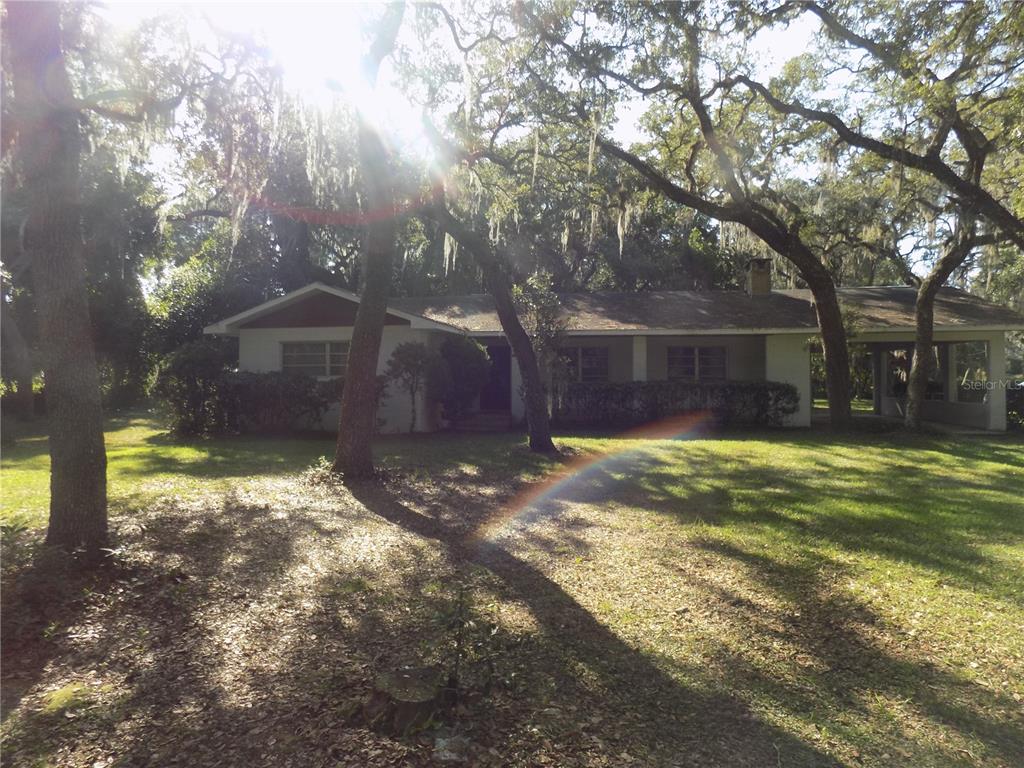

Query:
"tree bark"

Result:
[[805, 273, 852, 426], [429, 206, 558, 454], [409, 385, 417, 434], [905, 223, 978, 429], [332, 3, 405, 481], [7, 1, 108, 554]]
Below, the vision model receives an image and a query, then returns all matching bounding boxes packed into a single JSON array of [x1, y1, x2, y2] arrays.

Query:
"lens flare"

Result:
[[466, 412, 713, 548]]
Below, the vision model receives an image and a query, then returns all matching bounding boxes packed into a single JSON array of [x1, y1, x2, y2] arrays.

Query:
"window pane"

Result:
[[954, 341, 988, 403], [667, 347, 696, 381], [698, 347, 726, 381], [283, 342, 326, 377], [580, 347, 609, 383], [328, 342, 350, 377]]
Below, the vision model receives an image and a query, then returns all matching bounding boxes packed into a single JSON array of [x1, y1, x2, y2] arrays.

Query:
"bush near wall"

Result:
[[159, 370, 335, 436], [1008, 385, 1023, 431], [552, 380, 800, 428]]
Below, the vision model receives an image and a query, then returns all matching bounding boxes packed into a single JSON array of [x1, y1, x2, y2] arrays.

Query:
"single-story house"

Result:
[[204, 260, 1024, 432]]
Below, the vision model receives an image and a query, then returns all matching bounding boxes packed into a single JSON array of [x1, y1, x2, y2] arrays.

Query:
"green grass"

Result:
[[813, 397, 876, 412], [1, 413, 336, 531], [3, 414, 1023, 766]]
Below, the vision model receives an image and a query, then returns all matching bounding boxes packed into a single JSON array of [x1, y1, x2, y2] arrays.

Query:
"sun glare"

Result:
[[99, 2, 429, 154]]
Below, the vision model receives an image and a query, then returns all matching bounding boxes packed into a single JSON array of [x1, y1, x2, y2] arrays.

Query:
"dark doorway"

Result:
[[479, 345, 512, 411]]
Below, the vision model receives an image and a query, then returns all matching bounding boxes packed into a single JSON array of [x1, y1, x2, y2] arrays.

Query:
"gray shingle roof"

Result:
[[390, 286, 1023, 334]]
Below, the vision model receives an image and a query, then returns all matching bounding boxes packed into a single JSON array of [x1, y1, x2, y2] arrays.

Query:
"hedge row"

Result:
[[552, 380, 800, 428], [159, 370, 339, 436]]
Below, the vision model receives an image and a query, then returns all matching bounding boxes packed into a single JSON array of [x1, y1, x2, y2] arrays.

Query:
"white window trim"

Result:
[[281, 341, 350, 379]]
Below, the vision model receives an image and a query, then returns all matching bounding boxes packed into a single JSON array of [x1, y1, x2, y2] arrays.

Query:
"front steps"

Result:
[[457, 410, 514, 432]]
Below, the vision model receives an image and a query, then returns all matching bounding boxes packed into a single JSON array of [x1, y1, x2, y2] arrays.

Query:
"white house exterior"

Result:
[[205, 270, 1024, 433]]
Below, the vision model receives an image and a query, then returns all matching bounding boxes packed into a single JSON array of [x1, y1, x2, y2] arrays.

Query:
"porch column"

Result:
[[946, 343, 959, 403], [632, 336, 648, 381], [871, 345, 883, 415], [988, 333, 1007, 431]]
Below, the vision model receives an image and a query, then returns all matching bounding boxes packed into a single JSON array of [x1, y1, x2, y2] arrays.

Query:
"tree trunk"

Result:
[[431, 206, 557, 453], [905, 220, 977, 429], [803, 272, 852, 428], [332, 3, 405, 481], [7, 1, 108, 554], [905, 284, 938, 429], [409, 387, 417, 434], [271, 214, 312, 291]]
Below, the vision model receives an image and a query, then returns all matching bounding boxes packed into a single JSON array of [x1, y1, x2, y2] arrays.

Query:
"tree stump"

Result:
[[363, 665, 442, 736]]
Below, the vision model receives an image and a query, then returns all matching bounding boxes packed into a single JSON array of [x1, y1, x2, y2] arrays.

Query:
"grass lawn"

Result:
[[813, 398, 876, 412], [2, 414, 1023, 767]]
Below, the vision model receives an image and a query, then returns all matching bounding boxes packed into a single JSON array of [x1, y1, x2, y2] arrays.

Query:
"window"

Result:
[[667, 346, 726, 382], [557, 346, 609, 383], [667, 347, 696, 380], [282, 341, 349, 377], [954, 341, 988, 403], [580, 347, 609, 383], [698, 347, 727, 381]]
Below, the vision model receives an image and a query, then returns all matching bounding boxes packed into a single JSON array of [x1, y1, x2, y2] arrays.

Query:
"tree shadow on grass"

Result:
[[1, 491, 361, 767], [347, 481, 842, 767], [691, 538, 1024, 766]]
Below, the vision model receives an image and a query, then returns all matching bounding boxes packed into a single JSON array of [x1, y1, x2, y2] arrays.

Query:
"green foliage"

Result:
[[438, 336, 491, 425], [384, 342, 447, 432], [155, 338, 242, 435], [514, 272, 566, 378], [1008, 387, 1023, 431], [159, 369, 335, 438], [553, 380, 800, 429], [147, 222, 274, 356]]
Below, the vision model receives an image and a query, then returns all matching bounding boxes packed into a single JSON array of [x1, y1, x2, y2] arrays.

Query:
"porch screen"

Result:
[[886, 346, 945, 400], [282, 341, 349, 377], [667, 346, 726, 382], [954, 341, 988, 403]]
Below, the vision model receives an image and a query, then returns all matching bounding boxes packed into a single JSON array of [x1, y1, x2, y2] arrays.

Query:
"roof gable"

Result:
[[239, 291, 409, 329], [203, 283, 461, 335]]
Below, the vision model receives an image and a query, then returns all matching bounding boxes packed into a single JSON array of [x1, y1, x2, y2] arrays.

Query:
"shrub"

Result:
[[158, 340, 335, 435], [552, 380, 799, 428], [438, 336, 490, 425], [156, 339, 238, 435], [1008, 385, 1023, 431], [384, 342, 447, 433]]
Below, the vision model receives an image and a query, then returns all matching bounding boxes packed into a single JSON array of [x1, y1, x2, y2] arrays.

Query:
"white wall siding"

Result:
[[987, 332, 1007, 431], [765, 334, 811, 427]]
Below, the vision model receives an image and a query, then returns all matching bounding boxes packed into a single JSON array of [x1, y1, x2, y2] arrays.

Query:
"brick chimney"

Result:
[[745, 258, 772, 296]]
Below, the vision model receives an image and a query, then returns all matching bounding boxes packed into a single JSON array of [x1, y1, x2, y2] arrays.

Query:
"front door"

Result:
[[479, 345, 512, 411]]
